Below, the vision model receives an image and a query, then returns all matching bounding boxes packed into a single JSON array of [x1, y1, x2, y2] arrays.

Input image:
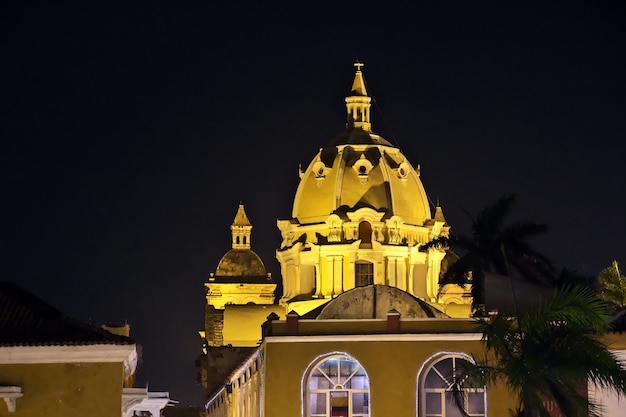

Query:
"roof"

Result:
[[349, 64, 367, 96], [326, 127, 394, 147], [316, 285, 448, 319], [213, 249, 269, 282], [292, 136, 430, 225], [289, 65, 430, 225], [0, 282, 135, 347], [232, 204, 251, 226]]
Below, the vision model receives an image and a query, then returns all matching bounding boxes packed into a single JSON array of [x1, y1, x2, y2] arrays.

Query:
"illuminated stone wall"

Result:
[[0, 361, 125, 416]]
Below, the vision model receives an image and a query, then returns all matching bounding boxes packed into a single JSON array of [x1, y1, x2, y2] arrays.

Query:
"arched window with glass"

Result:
[[419, 354, 485, 417], [304, 353, 370, 417]]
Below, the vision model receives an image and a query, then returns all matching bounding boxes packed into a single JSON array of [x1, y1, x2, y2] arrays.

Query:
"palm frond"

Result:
[[522, 286, 610, 334], [448, 357, 502, 417], [472, 194, 517, 239], [441, 253, 479, 285], [468, 286, 626, 417], [501, 220, 548, 241]]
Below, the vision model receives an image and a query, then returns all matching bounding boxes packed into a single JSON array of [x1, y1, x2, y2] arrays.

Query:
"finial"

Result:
[[354, 61, 364, 72]]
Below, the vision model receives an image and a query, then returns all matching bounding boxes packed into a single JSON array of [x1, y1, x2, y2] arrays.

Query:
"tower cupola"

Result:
[[345, 62, 372, 131], [231, 204, 252, 249]]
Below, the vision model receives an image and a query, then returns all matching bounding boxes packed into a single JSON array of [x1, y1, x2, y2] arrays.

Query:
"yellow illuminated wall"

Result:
[[262, 339, 513, 417], [0, 362, 125, 417], [222, 305, 285, 347]]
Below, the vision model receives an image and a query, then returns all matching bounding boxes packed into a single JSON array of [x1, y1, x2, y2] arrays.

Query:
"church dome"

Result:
[[291, 65, 431, 226], [317, 285, 448, 319], [214, 249, 268, 280]]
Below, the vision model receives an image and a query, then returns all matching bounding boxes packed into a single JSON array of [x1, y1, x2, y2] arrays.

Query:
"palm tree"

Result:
[[598, 260, 626, 312], [431, 194, 556, 315], [554, 267, 597, 291], [451, 286, 626, 417]]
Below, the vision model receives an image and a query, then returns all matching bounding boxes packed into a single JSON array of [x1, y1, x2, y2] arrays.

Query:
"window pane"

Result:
[[309, 393, 327, 414], [348, 375, 369, 390], [351, 392, 369, 415], [425, 392, 442, 415], [330, 391, 348, 417], [309, 373, 331, 390], [447, 406, 465, 417], [434, 358, 453, 382], [467, 392, 485, 415], [445, 392, 467, 417], [425, 368, 447, 388], [339, 358, 354, 382]]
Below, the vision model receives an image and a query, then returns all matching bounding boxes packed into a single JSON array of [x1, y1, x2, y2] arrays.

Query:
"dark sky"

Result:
[[2, 1, 625, 406]]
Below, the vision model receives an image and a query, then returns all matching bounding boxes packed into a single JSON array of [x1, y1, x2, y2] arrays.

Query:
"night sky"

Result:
[[3, 1, 625, 406]]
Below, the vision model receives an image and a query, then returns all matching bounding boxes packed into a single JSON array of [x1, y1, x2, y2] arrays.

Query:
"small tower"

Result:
[[199, 204, 283, 397], [345, 62, 372, 131], [202, 204, 282, 345], [231, 204, 252, 249]]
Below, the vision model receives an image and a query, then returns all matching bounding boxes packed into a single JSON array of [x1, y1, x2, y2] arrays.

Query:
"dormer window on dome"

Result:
[[352, 154, 374, 184], [312, 160, 329, 187], [398, 161, 411, 181]]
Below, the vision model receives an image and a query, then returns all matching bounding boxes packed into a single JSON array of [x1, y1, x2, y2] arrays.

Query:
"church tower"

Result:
[[203, 204, 277, 347], [276, 63, 471, 316], [199, 204, 283, 397]]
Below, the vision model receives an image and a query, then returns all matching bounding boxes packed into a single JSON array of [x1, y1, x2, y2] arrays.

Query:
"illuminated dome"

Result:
[[215, 249, 267, 280], [276, 64, 464, 317], [291, 65, 430, 226]]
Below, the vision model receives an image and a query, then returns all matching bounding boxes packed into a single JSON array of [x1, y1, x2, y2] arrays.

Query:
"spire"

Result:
[[231, 204, 252, 249], [350, 62, 368, 95], [345, 61, 372, 131], [433, 205, 447, 223]]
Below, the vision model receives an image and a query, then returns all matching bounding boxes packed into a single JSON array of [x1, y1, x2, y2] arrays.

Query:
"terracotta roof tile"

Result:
[[0, 282, 134, 346]]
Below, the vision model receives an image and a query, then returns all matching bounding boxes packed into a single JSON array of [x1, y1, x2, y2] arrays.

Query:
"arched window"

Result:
[[420, 355, 485, 417], [305, 353, 370, 417], [358, 222, 372, 244]]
